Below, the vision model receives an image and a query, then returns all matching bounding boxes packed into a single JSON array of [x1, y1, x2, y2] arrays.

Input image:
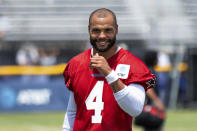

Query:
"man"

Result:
[[62, 8, 156, 131]]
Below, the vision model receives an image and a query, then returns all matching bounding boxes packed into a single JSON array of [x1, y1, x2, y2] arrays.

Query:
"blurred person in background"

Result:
[[16, 43, 41, 83], [62, 8, 156, 131], [39, 47, 59, 66], [178, 70, 187, 105], [135, 50, 166, 131], [177, 58, 188, 106], [39, 47, 60, 81], [156, 51, 171, 106], [16, 43, 40, 66], [144, 51, 165, 111]]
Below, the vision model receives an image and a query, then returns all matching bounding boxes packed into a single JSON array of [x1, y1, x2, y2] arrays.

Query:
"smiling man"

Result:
[[62, 8, 156, 131], [89, 9, 117, 53]]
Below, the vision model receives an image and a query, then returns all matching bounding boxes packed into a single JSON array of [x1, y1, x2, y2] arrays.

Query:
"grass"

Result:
[[0, 110, 197, 131], [0, 112, 63, 131]]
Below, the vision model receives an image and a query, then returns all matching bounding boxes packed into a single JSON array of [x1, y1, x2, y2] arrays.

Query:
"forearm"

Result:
[[105, 70, 125, 93], [146, 88, 165, 111], [110, 79, 125, 93], [104, 70, 145, 116], [113, 83, 145, 117]]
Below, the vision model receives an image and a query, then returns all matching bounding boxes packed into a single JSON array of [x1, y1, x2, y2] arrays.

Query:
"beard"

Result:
[[90, 36, 116, 52]]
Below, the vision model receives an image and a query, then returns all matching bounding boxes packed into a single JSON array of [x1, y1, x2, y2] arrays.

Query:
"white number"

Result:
[[85, 81, 104, 123]]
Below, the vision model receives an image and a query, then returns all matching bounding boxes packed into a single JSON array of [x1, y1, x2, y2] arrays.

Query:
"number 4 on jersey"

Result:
[[85, 81, 104, 123]]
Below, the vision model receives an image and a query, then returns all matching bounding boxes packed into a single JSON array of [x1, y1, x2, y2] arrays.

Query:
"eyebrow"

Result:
[[91, 27, 114, 30]]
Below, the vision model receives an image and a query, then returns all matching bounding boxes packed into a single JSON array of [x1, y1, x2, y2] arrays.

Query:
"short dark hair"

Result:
[[89, 8, 117, 25]]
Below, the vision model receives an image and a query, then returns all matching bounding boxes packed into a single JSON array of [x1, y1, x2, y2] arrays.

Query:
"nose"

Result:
[[98, 31, 106, 39]]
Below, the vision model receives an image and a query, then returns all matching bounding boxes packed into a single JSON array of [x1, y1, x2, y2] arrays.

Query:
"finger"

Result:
[[90, 61, 96, 65], [90, 63, 100, 68], [90, 60, 100, 68], [89, 60, 98, 67], [91, 54, 100, 59], [89, 64, 94, 69], [90, 57, 102, 61]]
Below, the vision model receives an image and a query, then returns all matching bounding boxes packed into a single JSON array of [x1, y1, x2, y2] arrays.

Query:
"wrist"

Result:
[[105, 70, 119, 84], [103, 69, 112, 76]]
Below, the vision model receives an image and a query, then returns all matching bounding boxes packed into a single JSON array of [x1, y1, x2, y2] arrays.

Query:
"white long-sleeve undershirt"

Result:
[[113, 83, 145, 117], [62, 83, 145, 131], [62, 92, 76, 131]]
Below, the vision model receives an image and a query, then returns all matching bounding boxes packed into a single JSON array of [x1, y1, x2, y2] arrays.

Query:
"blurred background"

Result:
[[0, 0, 197, 131]]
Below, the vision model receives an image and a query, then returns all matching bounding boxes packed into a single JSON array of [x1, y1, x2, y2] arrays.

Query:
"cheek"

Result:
[[90, 34, 97, 39], [107, 32, 116, 38], [109, 35, 115, 40]]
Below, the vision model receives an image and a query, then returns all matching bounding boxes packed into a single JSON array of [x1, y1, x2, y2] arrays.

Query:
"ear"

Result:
[[115, 24, 118, 34], [88, 25, 91, 33]]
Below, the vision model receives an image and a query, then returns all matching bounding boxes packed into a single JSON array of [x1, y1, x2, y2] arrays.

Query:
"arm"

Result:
[[113, 83, 145, 117], [90, 53, 145, 117], [146, 88, 165, 111], [62, 91, 76, 131]]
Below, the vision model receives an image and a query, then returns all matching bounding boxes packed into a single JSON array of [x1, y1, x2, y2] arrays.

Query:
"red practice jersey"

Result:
[[63, 48, 156, 131]]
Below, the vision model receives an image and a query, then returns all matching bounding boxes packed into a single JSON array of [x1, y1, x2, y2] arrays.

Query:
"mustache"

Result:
[[90, 38, 112, 43], [90, 36, 116, 52]]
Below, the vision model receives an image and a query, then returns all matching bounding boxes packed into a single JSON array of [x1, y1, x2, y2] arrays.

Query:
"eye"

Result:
[[105, 28, 114, 33], [91, 28, 100, 34]]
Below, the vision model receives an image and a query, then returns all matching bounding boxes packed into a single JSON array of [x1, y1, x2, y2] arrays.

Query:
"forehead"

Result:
[[90, 12, 115, 28]]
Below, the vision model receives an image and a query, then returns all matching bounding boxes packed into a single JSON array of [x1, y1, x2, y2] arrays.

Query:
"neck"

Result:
[[93, 45, 117, 59]]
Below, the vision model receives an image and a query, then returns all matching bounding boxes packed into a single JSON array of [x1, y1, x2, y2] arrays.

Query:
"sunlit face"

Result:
[[89, 14, 118, 52]]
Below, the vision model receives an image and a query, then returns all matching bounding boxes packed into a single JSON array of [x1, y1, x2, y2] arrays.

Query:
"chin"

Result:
[[97, 46, 108, 51], [96, 46, 111, 52], [97, 48, 108, 52]]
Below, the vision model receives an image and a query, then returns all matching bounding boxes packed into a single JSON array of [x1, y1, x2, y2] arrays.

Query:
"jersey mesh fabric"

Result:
[[63, 48, 156, 131]]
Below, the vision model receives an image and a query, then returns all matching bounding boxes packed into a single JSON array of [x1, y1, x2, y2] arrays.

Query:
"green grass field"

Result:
[[0, 110, 197, 131]]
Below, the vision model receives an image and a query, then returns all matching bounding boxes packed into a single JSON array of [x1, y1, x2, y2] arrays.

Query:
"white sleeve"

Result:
[[113, 83, 145, 117], [62, 91, 76, 131]]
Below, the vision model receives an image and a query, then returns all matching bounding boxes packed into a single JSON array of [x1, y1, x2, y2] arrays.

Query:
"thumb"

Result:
[[95, 53, 99, 56]]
